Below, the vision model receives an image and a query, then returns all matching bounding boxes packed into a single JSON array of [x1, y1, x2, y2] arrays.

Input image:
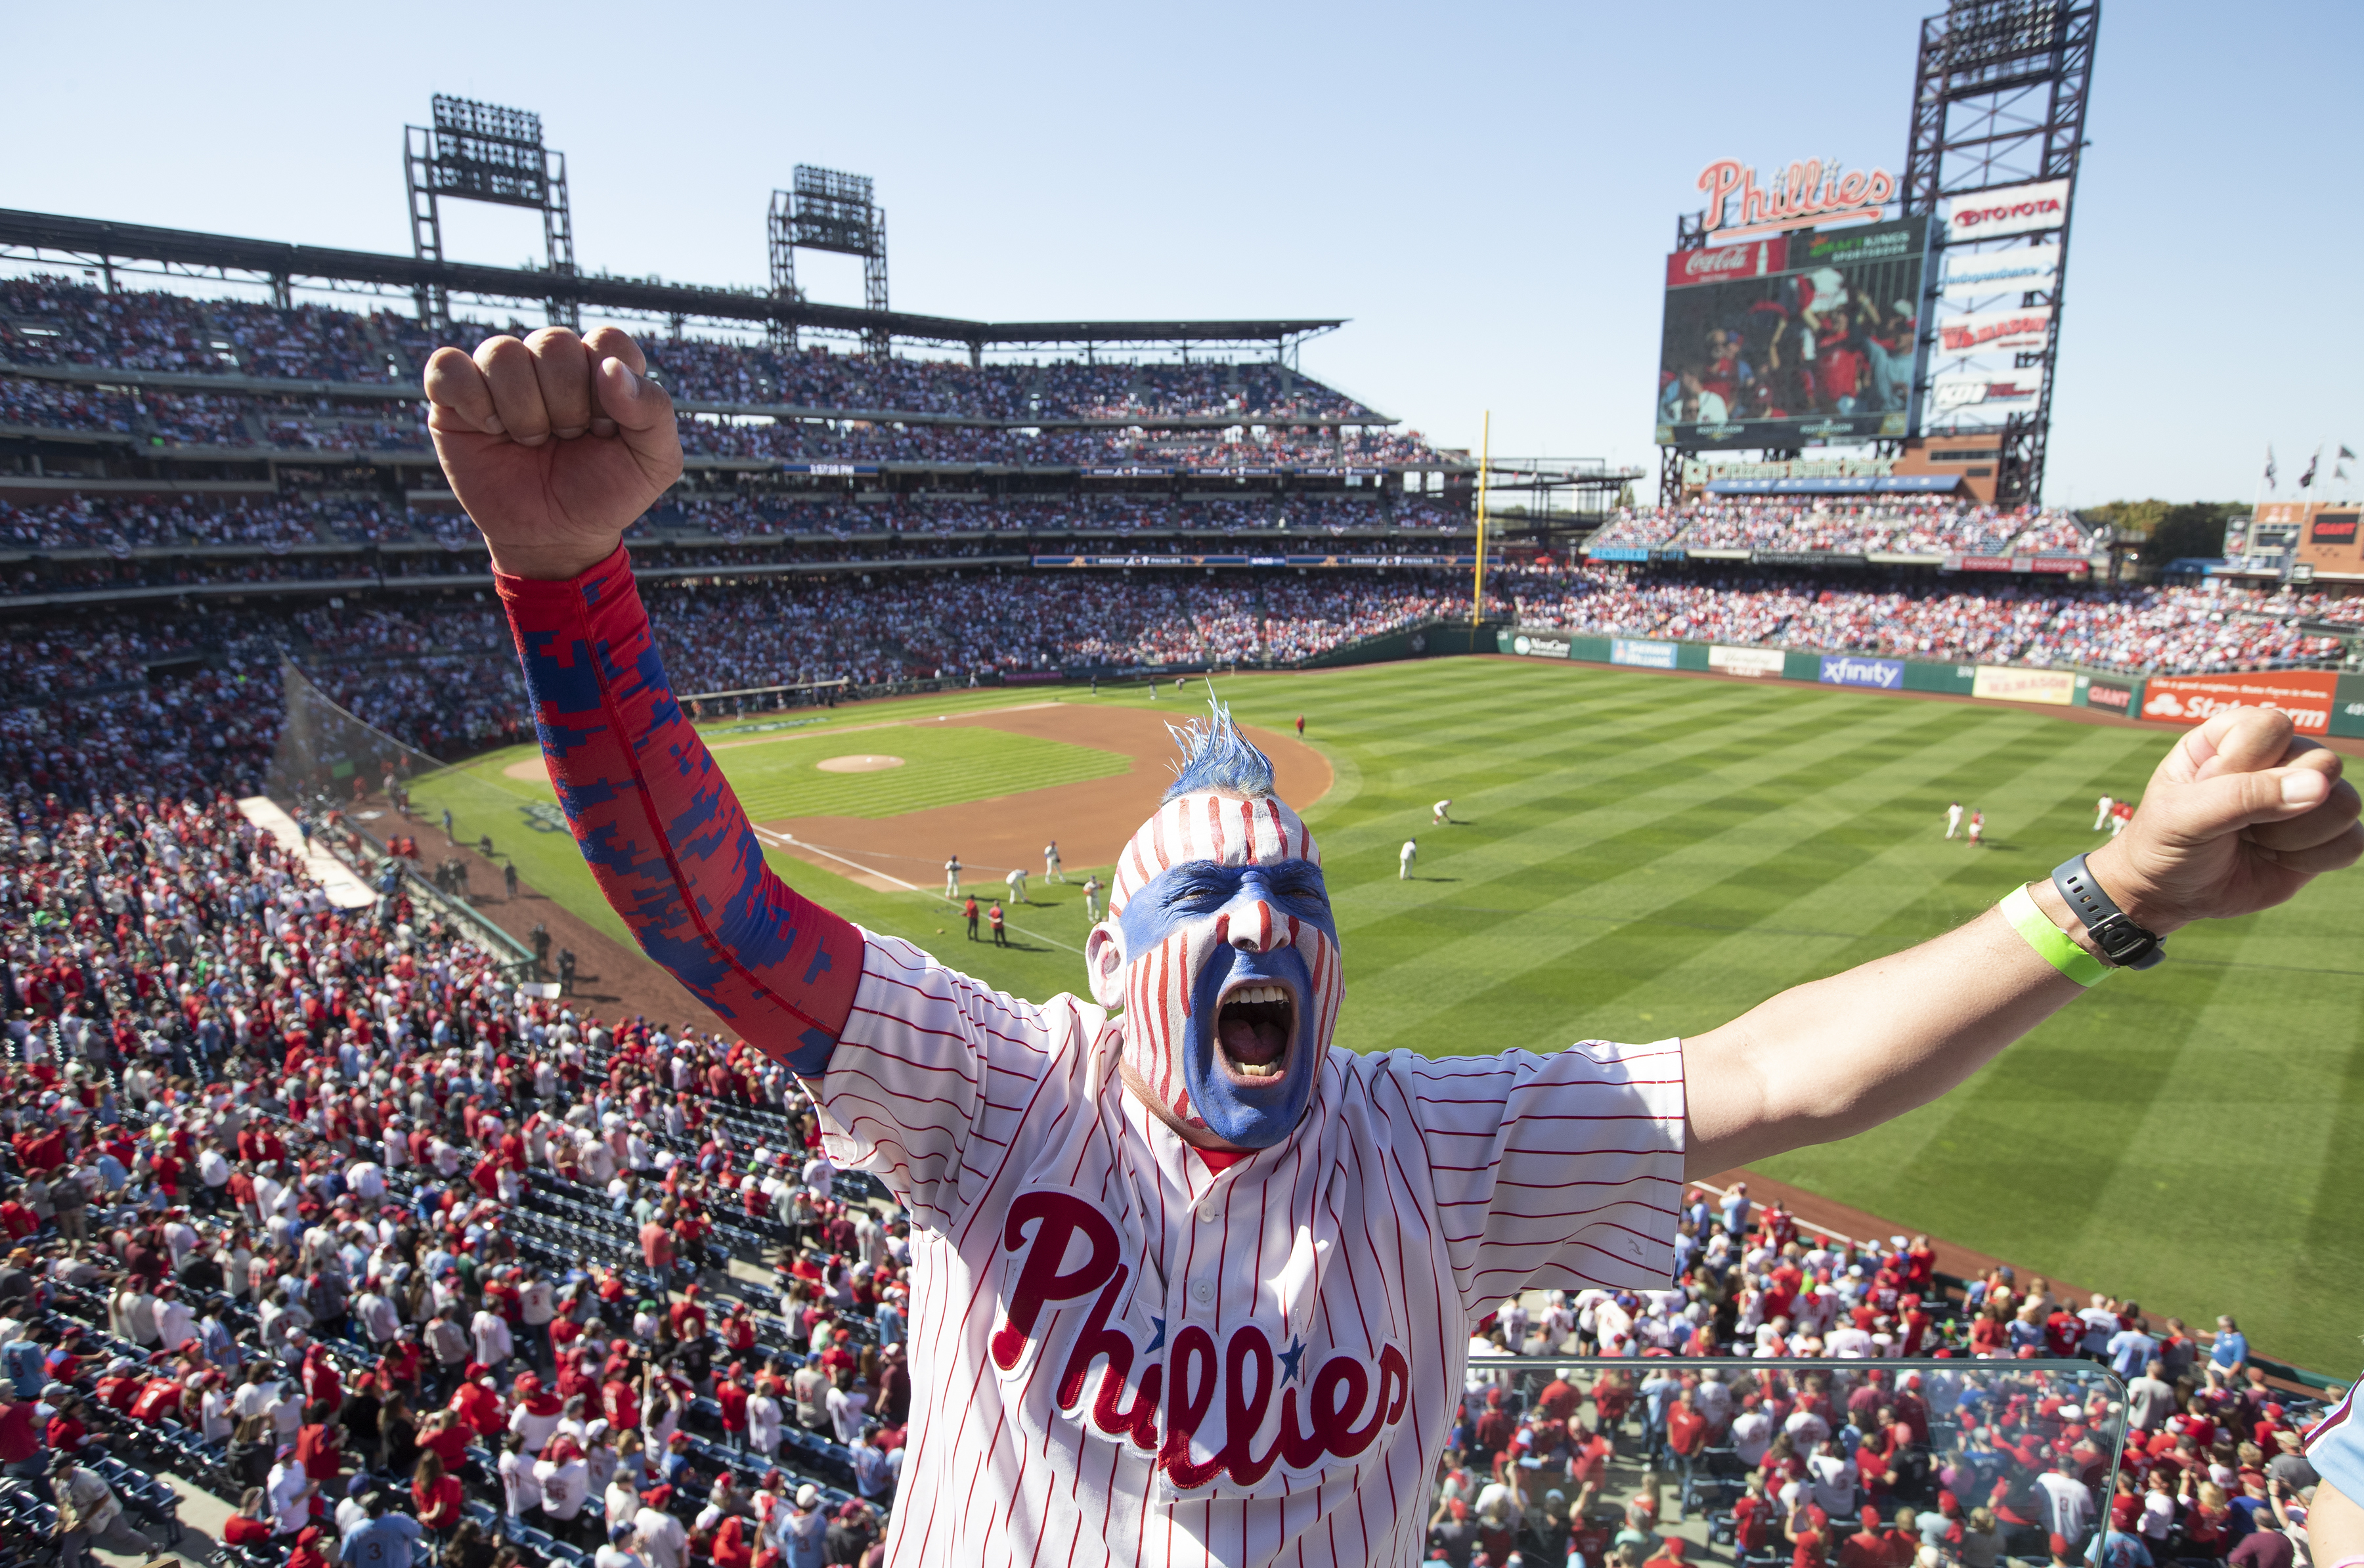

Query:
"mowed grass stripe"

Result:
[[1332, 699, 2042, 1052], [1329, 702, 2018, 1053], [2072, 902, 2360, 1329], [1316, 680, 1912, 872], [1523, 717, 2152, 1046]]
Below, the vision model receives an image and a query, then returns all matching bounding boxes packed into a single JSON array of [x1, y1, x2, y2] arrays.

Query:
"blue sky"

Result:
[[9, 0, 2356, 507]]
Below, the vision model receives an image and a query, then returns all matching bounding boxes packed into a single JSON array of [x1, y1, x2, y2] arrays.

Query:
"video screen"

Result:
[[1655, 216, 1930, 450]]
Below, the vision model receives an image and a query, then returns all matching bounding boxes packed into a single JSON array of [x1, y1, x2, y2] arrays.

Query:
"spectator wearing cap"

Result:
[[634, 1486, 687, 1568], [339, 1491, 424, 1568], [51, 1447, 154, 1568], [775, 1483, 827, 1568], [533, 1433, 594, 1546], [596, 1521, 645, 1568], [267, 1439, 317, 1534]]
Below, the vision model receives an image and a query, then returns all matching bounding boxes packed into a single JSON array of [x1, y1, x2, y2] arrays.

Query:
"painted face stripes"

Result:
[[1105, 791, 1340, 1133], [1109, 793, 1318, 920]]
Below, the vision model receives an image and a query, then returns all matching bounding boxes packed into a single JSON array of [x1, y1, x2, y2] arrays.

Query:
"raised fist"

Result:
[[424, 326, 682, 580], [2091, 705, 2361, 933]]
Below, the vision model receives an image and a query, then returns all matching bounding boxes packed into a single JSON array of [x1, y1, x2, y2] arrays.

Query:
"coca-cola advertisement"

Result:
[[1665, 236, 1788, 289], [1655, 215, 1930, 450]]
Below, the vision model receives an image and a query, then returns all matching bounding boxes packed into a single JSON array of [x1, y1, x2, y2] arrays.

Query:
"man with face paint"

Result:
[[428, 328, 2362, 1568]]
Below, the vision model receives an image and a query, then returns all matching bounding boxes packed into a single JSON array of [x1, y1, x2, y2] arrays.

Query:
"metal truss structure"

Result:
[[1901, 0, 2099, 506], [769, 167, 890, 356], [404, 96, 577, 331]]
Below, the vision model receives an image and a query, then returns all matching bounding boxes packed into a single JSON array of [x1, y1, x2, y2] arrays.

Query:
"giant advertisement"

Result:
[[1656, 216, 1931, 450]]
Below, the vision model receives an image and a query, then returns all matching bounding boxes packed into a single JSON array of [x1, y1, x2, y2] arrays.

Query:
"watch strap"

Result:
[[2052, 853, 2165, 969], [2000, 885, 2112, 987]]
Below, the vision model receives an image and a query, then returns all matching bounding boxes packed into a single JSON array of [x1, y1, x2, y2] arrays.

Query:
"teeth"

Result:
[[1235, 1060, 1284, 1077], [1227, 984, 1288, 1005]]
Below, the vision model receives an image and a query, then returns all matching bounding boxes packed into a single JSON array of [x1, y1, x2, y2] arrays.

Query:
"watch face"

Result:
[[2091, 915, 2149, 962]]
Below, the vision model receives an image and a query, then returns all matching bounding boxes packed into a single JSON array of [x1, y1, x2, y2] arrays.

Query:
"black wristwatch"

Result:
[[2051, 854, 2165, 970]]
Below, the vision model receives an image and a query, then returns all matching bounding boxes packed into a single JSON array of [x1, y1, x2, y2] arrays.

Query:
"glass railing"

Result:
[[1432, 1357, 2130, 1568]]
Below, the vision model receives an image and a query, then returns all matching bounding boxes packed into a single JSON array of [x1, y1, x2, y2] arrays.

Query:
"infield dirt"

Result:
[[757, 701, 1331, 887]]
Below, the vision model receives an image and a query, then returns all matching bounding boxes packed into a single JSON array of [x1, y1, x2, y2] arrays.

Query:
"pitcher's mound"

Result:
[[816, 754, 906, 773]]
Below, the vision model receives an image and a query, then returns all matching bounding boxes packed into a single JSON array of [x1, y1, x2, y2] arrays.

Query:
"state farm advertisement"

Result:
[[2140, 670, 2338, 733], [1666, 236, 1787, 288], [1945, 179, 2070, 241]]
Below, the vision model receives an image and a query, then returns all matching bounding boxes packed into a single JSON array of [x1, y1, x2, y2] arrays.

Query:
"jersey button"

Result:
[[1195, 1204, 1216, 1223], [1191, 1280, 1214, 1305]]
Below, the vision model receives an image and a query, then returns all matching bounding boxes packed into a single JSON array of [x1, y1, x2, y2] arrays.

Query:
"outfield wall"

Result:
[[1496, 626, 2364, 738]]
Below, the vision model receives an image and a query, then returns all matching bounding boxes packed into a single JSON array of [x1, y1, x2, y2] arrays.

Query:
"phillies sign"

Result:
[[1697, 158, 1897, 240]]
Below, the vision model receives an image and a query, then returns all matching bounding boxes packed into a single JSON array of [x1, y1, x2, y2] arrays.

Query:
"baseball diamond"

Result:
[[416, 659, 2364, 1381]]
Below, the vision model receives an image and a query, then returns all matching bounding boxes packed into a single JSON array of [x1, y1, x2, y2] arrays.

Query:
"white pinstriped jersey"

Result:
[[816, 930, 1686, 1568]]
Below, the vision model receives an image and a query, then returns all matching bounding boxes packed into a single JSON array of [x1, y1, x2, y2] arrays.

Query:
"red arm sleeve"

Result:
[[493, 546, 864, 1072]]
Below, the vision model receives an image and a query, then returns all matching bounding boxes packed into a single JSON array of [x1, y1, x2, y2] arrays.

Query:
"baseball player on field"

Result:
[[429, 326, 2364, 1568]]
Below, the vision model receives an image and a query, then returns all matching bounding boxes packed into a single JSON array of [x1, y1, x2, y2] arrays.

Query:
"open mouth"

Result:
[[1216, 982, 1296, 1081]]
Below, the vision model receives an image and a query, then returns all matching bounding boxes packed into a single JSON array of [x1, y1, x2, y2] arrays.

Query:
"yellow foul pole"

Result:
[[1471, 411, 1491, 628]]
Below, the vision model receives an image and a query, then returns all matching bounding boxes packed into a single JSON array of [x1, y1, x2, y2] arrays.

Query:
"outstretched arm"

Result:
[[1682, 706, 2361, 1176], [425, 326, 864, 1072]]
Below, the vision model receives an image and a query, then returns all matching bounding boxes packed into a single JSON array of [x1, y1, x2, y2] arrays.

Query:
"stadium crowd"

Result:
[[1435, 1185, 2340, 1568], [1585, 502, 2098, 560], [1508, 569, 2346, 673], [0, 490, 1447, 555], [2, 277, 1420, 478]]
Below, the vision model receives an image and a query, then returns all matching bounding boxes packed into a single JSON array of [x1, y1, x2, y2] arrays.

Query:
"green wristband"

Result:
[[2001, 884, 2112, 987]]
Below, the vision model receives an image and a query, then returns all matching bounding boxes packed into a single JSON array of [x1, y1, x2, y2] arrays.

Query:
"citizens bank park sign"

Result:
[[1695, 158, 1898, 240]]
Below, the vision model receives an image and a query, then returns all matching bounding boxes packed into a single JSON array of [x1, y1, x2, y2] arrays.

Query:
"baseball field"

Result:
[[407, 656, 2364, 1377]]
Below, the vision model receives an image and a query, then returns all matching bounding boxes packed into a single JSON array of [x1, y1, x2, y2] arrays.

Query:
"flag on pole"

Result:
[[2300, 447, 2320, 489], [2342, 444, 2358, 460], [2264, 446, 2277, 489]]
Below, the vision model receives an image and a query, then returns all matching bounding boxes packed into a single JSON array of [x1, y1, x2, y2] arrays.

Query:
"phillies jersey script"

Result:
[[496, 551, 1688, 1566]]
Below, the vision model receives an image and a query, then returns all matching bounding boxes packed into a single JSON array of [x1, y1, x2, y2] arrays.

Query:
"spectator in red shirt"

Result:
[[638, 1213, 676, 1278], [1838, 1508, 1889, 1568], [414, 1450, 466, 1532]]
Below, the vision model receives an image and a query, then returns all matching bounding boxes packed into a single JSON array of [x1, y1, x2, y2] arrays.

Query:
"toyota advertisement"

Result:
[[1655, 216, 1931, 450]]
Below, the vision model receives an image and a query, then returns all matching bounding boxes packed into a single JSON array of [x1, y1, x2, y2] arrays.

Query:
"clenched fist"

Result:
[[424, 326, 682, 580], [2084, 705, 2362, 934]]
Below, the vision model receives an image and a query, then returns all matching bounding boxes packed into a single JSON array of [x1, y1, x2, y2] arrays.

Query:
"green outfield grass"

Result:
[[414, 660, 2364, 1376]]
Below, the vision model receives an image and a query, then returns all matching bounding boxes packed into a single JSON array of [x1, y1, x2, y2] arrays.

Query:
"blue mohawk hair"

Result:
[[1162, 689, 1276, 802]]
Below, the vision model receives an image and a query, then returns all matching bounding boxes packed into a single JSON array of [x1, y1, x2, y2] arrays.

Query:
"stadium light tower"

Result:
[[405, 95, 579, 331], [1900, 0, 2099, 506], [768, 167, 890, 357]]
